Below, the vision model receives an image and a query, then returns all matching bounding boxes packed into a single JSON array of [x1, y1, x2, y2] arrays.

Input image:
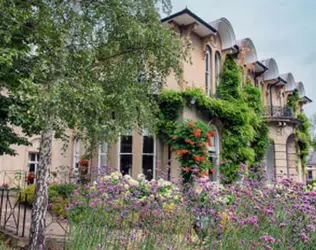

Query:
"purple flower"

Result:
[[307, 224, 315, 232], [260, 235, 275, 244], [301, 232, 308, 242]]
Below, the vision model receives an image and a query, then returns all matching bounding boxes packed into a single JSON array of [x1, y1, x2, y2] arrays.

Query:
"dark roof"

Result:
[[307, 151, 316, 165], [161, 8, 217, 33]]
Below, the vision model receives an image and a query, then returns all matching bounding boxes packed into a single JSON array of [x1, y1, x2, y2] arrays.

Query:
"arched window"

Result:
[[205, 46, 212, 96], [215, 51, 221, 87]]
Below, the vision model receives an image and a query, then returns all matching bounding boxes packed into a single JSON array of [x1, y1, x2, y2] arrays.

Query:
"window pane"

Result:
[[100, 142, 107, 154], [205, 52, 209, 71], [120, 155, 132, 176], [143, 136, 154, 154], [120, 136, 133, 153], [100, 154, 107, 169], [142, 155, 154, 180], [205, 73, 209, 94], [29, 153, 36, 162], [29, 163, 35, 173]]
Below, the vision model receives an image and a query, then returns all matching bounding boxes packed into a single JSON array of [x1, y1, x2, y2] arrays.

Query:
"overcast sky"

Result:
[[169, 0, 316, 117]]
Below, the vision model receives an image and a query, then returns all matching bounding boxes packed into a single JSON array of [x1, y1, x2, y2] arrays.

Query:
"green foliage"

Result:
[[156, 56, 269, 183], [296, 114, 311, 167], [216, 55, 242, 101], [286, 90, 300, 114], [18, 184, 75, 217], [157, 85, 269, 183], [0, 1, 34, 155], [18, 184, 36, 206], [242, 82, 269, 163], [1, 0, 187, 154]]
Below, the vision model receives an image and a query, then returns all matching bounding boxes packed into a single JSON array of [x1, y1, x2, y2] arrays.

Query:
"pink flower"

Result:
[[260, 235, 275, 244], [307, 224, 315, 232]]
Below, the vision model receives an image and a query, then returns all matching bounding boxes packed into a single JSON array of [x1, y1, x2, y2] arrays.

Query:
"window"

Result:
[[308, 170, 313, 180], [205, 46, 212, 96], [28, 152, 39, 173], [207, 127, 219, 182], [119, 135, 133, 176], [215, 52, 221, 87], [98, 141, 108, 173], [142, 131, 156, 180], [27, 152, 39, 184], [73, 138, 80, 175]]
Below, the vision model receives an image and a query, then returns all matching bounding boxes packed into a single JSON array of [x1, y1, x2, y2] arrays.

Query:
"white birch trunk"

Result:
[[28, 123, 52, 250]]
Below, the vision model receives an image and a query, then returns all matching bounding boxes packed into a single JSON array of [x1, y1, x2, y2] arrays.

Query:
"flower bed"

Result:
[[66, 171, 316, 249]]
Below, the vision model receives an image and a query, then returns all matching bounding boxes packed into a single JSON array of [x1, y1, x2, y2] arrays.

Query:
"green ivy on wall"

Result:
[[156, 55, 269, 183], [296, 113, 311, 167], [286, 90, 300, 113]]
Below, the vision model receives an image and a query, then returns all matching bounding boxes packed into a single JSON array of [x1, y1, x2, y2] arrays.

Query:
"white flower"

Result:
[[127, 178, 139, 187], [100, 176, 111, 182], [137, 174, 146, 181], [123, 174, 132, 180], [111, 171, 122, 180]]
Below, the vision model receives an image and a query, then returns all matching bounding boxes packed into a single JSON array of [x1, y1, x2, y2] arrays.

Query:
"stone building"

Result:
[[0, 8, 312, 186]]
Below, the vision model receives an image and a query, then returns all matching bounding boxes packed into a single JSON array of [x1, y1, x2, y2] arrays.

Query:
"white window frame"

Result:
[[98, 141, 108, 172], [27, 152, 39, 174], [118, 133, 133, 175], [205, 47, 211, 97], [141, 130, 156, 180], [208, 127, 220, 182], [73, 138, 80, 175]]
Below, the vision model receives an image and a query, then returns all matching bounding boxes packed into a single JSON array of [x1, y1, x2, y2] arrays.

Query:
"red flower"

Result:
[[193, 128, 202, 137], [183, 167, 192, 172], [172, 135, 177, 140], [210, 131, 216, 137], [187, 121, 195, 127], [184, 139, 194, 145], [210, 168, 216, 173], [79, 159, 89, 167]]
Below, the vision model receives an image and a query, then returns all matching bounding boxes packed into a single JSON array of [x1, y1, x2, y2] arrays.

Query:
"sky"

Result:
[[168, 0, 316, 117]]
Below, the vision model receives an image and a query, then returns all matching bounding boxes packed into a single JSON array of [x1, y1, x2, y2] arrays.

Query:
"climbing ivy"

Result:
[[156, 55, 269, 183], [286, 90, 300, 114], [216, 54, 242, 101], [296, 113, 311, 167]]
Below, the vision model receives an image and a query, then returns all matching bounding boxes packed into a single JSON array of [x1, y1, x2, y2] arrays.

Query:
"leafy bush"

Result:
[[18, 184, 76, 216]]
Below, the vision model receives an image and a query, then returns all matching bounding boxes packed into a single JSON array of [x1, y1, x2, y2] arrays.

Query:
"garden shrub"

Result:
[[18, 183, 76, 217], [170, 120, 216, 183]]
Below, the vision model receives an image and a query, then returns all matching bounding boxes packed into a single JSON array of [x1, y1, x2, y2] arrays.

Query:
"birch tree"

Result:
[[1, 0, 186, 248]]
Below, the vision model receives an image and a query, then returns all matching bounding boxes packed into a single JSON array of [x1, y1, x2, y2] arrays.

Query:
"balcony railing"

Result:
[[264, 106, 294, 119]]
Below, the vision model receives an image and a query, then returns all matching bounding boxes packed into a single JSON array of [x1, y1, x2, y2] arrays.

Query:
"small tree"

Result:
[[1, 1, 186, 248]]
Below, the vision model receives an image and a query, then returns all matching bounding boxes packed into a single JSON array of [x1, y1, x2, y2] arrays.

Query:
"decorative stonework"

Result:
[[202, 34, 217, 58]]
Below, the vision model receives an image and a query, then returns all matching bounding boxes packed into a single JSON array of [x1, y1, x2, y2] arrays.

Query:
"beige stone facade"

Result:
[[0, 8, 312, 187]]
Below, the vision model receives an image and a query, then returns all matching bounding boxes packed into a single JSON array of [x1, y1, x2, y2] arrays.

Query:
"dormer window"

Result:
[[205, 46, 212, 97]]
